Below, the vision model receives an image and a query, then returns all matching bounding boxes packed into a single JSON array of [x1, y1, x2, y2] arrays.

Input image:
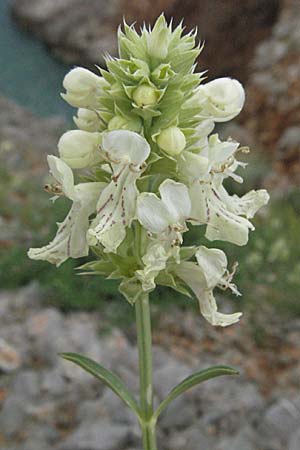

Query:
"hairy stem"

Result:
[[135, 293, 158, 450]]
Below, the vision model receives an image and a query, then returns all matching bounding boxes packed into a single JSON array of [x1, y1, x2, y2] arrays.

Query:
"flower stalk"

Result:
[[135, 293, 157, 450]]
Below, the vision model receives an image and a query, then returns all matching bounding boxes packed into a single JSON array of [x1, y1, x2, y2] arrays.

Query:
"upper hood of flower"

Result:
[[137, 179, 191, 234]]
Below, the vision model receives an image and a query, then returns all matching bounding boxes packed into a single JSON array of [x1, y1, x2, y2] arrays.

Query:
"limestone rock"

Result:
[[0, 338, 21, 373]]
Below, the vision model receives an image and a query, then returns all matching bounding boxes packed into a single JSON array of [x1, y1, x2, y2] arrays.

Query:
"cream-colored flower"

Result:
[[193, 77, 245, 122], [157, 126, 186, 156], [28, 156, 105, 266], [137, 179, 191, 242], [58, 130, 102, 169], [87, 130, 150, 253], [61, 67, 107, 109], [73, 108, 101, 132], [176, 246, 242, 327]]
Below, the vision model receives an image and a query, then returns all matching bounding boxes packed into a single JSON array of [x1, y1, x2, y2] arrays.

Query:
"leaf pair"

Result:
[[60, 352, 238, 423]]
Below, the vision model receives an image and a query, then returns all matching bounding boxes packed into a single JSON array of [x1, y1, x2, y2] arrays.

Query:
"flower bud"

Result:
[[157, 126, 186, 156], [198, 77, 245, 122], [133, 84, 159, 107], [61, 67, 106, 109], [108, 115, 142, 133], [73, 108, 100, 132], [58, 130, 102, 169]]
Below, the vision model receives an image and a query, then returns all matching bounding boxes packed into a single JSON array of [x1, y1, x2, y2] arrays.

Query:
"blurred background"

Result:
[[0, 1, 300, 449]]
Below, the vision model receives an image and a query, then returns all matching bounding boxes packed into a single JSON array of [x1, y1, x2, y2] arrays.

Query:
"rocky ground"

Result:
[[242, 0, 300, 189], [0, 283, 300, 450]]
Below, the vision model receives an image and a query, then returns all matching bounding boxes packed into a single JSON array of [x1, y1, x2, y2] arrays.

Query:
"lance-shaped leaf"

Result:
[[154, 365, 238, 419], [87, 130, 150, 253], [60, 352, 142, 419]]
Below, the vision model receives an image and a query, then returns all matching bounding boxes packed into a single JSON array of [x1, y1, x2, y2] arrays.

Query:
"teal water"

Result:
[[0, 0, 73, 119]]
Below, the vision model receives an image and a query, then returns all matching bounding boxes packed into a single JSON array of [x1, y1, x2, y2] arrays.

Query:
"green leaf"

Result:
[[154, 365, 239, 419], [60, 353, 142, 419]]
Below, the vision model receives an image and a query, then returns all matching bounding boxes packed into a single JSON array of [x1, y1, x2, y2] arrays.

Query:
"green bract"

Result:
[[28, 14, 269, 328]]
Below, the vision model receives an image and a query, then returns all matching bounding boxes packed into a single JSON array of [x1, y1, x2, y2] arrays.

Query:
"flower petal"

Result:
[[176, 261, 242, 327], [199, 291, 242, 327], [88, 167, 139, 252], [208, 137, 239, 165], [206, 207, 253, 246], [189, 182, 256, 246], [159, 179, 191, 223], [230, 189, 270, 219], [137, 192, 172, 233], [47, 155, 75, 200], [28, 182, 103, 266], [195, 246, 227, 289], [88, 131, 151, 252], [102, 130, 150, 166]]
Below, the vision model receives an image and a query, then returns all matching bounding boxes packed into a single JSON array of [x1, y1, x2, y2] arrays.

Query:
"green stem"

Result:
[[135, 293, 158, 450]]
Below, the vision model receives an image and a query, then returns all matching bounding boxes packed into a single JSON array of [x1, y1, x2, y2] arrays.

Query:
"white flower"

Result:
[[58, 130, 102, 169], [176, 246, 242, 327], [178, 133, 269, 246], [135, 180, 191, 291], [137, 179, 191, 243], [196, 77, 245, 122], [61, 67, 107, 109], [87, 130, 150, 253], [189, 180, 269, 246], [195, 119, 215, 149], [28, 156, 105, 266], [178, 133, 240, 183], [157, 126, 186, 156], [73, 108, 101, 132]]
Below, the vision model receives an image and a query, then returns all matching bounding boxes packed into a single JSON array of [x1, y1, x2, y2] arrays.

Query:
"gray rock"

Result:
[[200, 380, 264, 433], [153, 359, 191, 399], [259, 398, 300, 444], [40, 368, 66, 397], [13, 370, 41, 399], [0, 338, 22, 373], [278, 126, 300, 162], [160, 395, 196, 430], [0, 97, 65, 174], [59, 420, 130, 450], [166, 424, 215, 450], [215, 426, 256, 450], [0, 291, 13, 317], [26, 308, 65, 365], [254, 40, 287, 69], [0, 394, 28, 436], [14, 282, 44, 311], [22, 423, 59, 448], [289, 428, 300, 450], [99, 388, 138, 425]]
